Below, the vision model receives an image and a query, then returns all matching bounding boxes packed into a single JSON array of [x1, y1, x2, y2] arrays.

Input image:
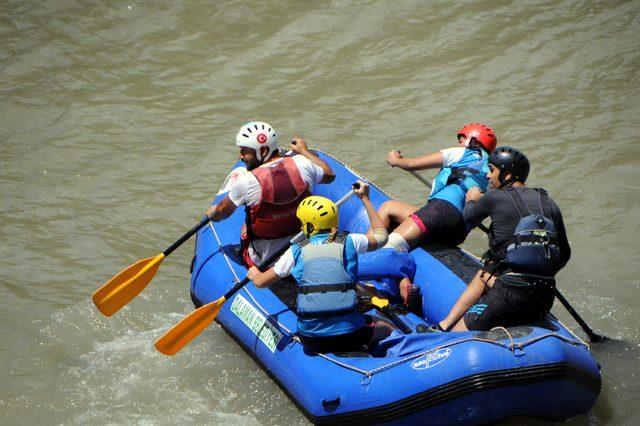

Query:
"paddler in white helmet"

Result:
[[205, 122, 335, 266]]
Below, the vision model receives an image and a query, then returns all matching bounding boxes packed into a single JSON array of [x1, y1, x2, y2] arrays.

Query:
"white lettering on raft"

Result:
[[411, 348, 452, 370], [230, 294, 283, 353]]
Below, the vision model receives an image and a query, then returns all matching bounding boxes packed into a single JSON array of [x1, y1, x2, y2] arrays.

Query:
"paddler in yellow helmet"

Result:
[[247, 181, 394, 353]]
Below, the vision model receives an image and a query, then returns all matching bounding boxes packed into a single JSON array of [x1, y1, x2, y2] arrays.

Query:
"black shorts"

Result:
[[410, 199, 468, 246], [298, 316, 375, 353], [463, 278, 555, 331]]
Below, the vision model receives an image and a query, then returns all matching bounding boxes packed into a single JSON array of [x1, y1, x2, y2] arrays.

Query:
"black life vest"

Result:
[[502, 187, 563, 276]]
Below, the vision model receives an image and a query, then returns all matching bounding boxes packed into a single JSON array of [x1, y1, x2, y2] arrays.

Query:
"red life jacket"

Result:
[[247, 157, 311, 240]]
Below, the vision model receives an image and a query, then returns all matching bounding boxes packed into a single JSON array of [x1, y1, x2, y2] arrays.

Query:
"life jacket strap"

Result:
[[297, 306, 359, 318], [298, 282, 357, 294], [502, 187, 531, 218], [297, 232, 347, 248]]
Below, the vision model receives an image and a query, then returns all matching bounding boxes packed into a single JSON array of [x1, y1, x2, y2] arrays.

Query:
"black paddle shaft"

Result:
[[553, 287, 608, 343], [163, 217, 211, 257], [222, 238, 293, 301]]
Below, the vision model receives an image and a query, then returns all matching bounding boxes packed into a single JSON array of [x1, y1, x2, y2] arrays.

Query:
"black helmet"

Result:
[[489, 146, 530, 187]]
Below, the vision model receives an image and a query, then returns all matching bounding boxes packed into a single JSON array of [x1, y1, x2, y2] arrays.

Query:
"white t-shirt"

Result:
[[228, 155, 325, 207], [272, 233, 369, 277], [440, 147, 467, 167]]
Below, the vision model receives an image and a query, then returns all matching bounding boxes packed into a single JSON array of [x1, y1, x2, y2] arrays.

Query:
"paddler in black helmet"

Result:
[[436, 147, 571, 332]]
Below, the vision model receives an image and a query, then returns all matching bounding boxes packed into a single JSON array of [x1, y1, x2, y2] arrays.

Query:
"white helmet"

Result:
[[235, 121, 278, 162]]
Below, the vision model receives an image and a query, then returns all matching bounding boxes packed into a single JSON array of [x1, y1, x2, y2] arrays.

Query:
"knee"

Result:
[[383, 232, 410, 253], [377, 200, 396, 217]]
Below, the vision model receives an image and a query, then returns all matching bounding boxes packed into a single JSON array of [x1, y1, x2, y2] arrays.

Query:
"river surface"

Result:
[[1, 1, 639, 424]]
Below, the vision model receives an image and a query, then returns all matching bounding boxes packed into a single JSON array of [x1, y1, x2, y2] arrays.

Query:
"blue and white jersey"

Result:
[[429, 147, 490, 213]]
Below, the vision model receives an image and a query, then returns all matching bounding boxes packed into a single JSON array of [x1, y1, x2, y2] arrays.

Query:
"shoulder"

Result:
[[230, 173, 259, 194], [346, 233, 369, 254], [237, 170, 259, 185], [483, 188, 506, 202], [273, 247, 296, 277], [291, 154, 313, 168], [228, 172, 259, 204], [292, 154, 324, 182], [440, 147, 466, 164], [533, 187, 563, 211]]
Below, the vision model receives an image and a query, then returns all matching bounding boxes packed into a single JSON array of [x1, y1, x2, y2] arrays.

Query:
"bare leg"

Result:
[[439, 270, 497, 331], [398, 277, 414, 305], [369, 319, 394, 344], [389, 216, 425, 250], [367, 200, 418, 237]]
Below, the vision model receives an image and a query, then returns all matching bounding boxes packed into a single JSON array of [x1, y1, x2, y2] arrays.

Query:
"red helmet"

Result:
[[457, 123, 497, 153]]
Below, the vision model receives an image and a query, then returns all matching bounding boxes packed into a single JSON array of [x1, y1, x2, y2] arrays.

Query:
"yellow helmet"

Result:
[[296, 196, 338, 236]]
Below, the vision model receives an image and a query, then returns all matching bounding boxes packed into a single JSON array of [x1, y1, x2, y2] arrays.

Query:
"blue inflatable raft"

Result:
[[190, 151, 601, 424]]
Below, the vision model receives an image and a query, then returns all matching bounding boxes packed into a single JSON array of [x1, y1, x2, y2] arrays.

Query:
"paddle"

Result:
[[92, 217, 211, 317], [358, 284, 413, 334], [405, 170, 609, 343], [552, 288, 608, 343], [155, 183, 361, 355]]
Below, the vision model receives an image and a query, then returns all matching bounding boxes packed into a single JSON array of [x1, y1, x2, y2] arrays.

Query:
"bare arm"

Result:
[[205, 196, 238, 222], [246, 266, 281, 288], [354, 181, 388, 251], [290, 137, 336, 183], [386, 150, 444, 171]]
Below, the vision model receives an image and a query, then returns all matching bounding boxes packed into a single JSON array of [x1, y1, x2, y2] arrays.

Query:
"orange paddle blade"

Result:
[[154, 297, 226, 355], [92, 254, 165, 317]]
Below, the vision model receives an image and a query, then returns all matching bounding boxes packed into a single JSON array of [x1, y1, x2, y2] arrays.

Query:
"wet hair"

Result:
[[468, 138, 491, 154]]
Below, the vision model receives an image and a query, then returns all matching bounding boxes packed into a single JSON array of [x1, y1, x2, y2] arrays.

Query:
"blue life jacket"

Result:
[[291, 233, 365, 337], [503, 188, 564, 276], [429, 148, 490, 213]]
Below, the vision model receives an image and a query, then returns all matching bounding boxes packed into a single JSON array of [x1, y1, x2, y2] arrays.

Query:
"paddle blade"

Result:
[[92, 254, 165, 317], [155, 297, 226, 355], [371, 296, 389, 309]]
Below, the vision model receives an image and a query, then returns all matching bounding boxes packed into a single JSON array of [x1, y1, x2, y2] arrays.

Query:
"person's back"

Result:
[[438, 146, 571, 332], [247, 186, 394, 353], [292, 231, 364, 341], [464, 152, 571, 284], [473, 187, 570, 267], [429, 145, 490, 214]]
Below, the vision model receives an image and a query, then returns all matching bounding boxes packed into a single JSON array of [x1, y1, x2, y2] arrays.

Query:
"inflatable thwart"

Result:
[[189, 151, 601, 425]]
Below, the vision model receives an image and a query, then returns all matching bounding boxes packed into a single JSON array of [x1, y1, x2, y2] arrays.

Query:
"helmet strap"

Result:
[[498, 170, 515, 188], [304, 222, 315, 236]]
